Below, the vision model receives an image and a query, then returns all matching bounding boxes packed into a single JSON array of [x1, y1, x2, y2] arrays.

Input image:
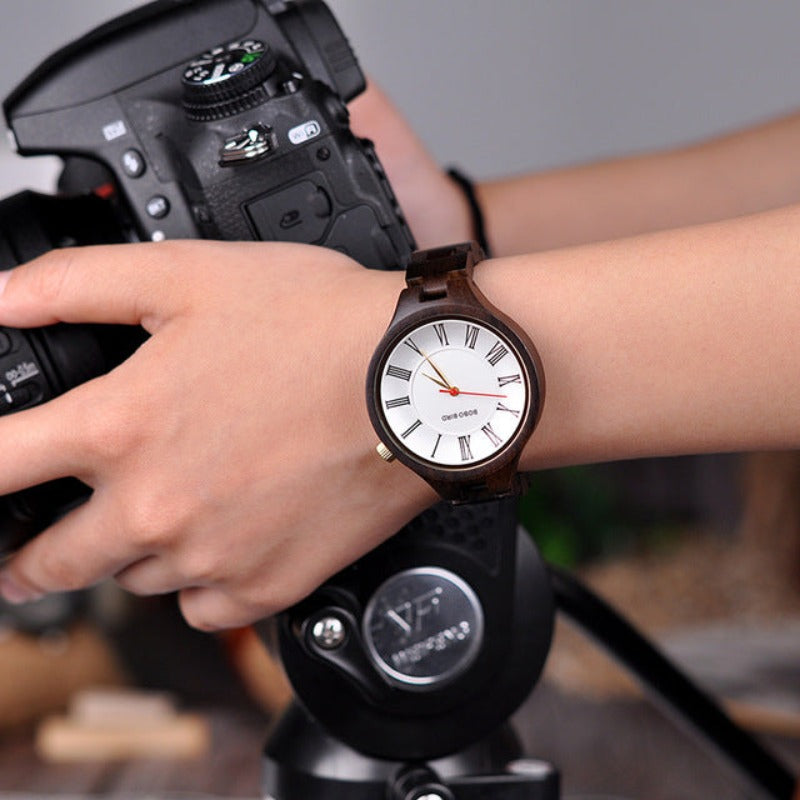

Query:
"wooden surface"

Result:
[[0, 708, 265, 797], [0, 685, 797, 800], [519, 683, 800, 800]]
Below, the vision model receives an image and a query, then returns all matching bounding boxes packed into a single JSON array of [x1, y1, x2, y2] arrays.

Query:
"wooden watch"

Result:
[[366, 242, 544, 503]]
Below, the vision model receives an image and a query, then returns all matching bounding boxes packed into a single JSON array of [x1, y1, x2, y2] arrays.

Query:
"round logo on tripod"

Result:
[[362, 567, 484, 690]]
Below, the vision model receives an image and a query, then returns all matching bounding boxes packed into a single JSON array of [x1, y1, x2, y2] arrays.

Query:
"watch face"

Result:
[[376, 317, 530, 468]]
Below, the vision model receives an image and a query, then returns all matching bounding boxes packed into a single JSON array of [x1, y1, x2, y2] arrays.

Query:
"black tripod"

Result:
[[261, 499, 798, 800]]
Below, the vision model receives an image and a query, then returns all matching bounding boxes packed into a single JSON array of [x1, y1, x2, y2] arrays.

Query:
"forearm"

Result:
[[0, 207, 798, 624], [471, 203, 800, 468], [478, 112, 800, 255]]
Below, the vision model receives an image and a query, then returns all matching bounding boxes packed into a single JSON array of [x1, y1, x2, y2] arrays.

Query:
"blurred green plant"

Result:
[[519, 464, 673, 568]]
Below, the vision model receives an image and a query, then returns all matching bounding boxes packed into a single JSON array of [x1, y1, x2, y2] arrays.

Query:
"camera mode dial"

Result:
[[182, 39, 277, 121]]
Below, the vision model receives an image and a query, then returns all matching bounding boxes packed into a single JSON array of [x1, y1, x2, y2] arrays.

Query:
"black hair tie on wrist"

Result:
[[447, 167, 492, 258]]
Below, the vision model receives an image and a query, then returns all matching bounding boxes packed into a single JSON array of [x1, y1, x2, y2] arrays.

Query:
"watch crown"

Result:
[[376, 442, 396, 463]]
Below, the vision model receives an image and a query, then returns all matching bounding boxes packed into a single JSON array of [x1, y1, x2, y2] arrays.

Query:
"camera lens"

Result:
[[0, 190, 143, 555]]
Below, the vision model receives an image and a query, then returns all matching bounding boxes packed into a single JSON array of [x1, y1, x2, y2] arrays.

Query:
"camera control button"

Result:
[[146, 195, 171, 219], [7, 384, 40, 409], [121, 149, 146, 178], [8, 386, 29, 406]]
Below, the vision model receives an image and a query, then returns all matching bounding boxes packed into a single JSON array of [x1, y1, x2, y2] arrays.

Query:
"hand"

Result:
[[0, 241, 435, 630], [349, 82, 474, 248]]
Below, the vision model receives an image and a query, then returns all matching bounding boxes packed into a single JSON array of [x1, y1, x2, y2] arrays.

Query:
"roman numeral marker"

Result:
[[404, 337, 422, 355], [431, 434, 442, 459], [481, 423, 502, 447], [498, 374, 522, 387], [458, 435, 473, 462], [385, 396, 411, 409], [497, 402, 521, 418], [464, 324, 479, 349], [386, 365, 412, 381], [401, 419, 422, 439], [433, 323, 449, 347], [486, 341, 509, 366]]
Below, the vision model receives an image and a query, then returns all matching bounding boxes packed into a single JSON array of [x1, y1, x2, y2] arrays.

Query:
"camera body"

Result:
[[0, 0, 415, 552], [5, 0, 413, 260]]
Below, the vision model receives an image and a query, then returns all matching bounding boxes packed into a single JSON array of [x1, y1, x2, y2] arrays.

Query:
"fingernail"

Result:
[[0, 572, 42, 605]]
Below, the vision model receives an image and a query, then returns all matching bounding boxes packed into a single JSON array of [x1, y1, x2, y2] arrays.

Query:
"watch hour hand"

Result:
[[418, 347, 454, 390], [423, 371, 451, 390]]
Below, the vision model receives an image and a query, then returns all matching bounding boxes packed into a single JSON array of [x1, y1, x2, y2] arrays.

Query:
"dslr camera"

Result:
[[0, 0, 415, 552]]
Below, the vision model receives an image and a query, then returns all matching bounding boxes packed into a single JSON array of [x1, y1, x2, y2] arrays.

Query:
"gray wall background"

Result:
[[1, 1, 800, 193]]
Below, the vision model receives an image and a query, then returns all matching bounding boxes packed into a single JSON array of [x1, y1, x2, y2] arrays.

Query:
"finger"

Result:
[[178, 586, 264, 632], [0, 240, 216, 329], [0, 491, 142, 601], [0, 385, 101, 494], [115, 555, 186, 597]]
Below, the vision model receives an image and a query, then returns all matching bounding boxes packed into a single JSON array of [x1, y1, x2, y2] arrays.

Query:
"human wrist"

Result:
[[401, 168, 474, 250], [447, 169, 492, 257], [352, 268, 438, 513]]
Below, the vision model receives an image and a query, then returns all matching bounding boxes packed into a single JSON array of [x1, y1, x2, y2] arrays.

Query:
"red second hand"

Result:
[[439, 388, 508, 398]]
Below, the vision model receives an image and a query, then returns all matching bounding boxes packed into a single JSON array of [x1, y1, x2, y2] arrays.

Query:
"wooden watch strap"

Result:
[[405, 242, 484, 302]]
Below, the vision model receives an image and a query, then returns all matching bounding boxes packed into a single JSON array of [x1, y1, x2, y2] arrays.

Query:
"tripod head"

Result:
[[274, 499, 553, 761]]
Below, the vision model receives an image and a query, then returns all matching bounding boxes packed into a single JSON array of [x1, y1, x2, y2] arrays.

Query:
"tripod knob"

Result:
[[362, 567, 484, 691]]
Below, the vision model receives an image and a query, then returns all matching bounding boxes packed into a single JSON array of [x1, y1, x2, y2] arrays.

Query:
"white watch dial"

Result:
[[378, 318, 529, 467]]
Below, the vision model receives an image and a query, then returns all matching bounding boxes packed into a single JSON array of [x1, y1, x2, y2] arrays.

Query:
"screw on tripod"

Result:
[[310, 614, 347, 649], [401, 786, 453, 800], [506, 759, 558, 779], [390, 766, 455, 800]]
